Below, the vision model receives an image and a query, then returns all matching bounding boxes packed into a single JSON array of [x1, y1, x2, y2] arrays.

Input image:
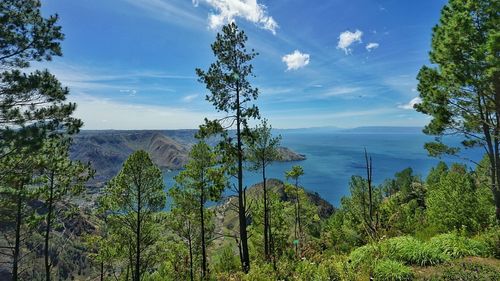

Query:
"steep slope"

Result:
[[70, 131, 188, 185]]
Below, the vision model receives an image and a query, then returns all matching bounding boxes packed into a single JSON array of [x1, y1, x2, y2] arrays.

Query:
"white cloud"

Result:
[[119, 89, 137, 96], [199, 0, 278, 34], [182, 94, 199, 102], [282, 50, 310, 71], [365, 42, 379, 51], [337, 30, 363, 54], [398, 97, 422, 110], [71, 93, 213, 129], [322, 86, 362, 97]]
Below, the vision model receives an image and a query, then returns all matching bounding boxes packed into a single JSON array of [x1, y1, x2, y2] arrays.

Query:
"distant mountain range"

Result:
[[70, 130, 305, 186], [276, 126, 423, 134]]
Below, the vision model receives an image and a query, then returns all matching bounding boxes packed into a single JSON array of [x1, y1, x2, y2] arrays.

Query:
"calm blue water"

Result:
[[164, 131, 482, 207]]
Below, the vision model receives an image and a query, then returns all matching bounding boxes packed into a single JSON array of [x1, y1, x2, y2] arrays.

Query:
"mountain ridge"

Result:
[[70, 130, 305, 186]]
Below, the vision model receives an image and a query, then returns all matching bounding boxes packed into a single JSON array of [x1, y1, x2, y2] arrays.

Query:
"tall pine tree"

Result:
[[196, 23, 260, 273]]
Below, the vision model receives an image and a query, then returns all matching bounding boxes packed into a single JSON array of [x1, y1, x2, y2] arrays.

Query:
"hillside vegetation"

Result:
[[1, 0, 499, 280]]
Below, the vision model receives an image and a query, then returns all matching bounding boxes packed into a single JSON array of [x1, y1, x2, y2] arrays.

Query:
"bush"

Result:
[[426, 164, 491, 233], [428, 232, 490, 259], [473, 226, 500, 258], [347, 243, 379, 270], [211, 243, 240, 275], [381, 236, 448, 266], [373, 259, 413, 281], [243, 263, 275, 281], [316, 259, 342, 281]]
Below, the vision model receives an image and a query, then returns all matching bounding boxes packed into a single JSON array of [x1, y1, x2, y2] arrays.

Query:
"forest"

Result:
[[0, 0, 499, 280]]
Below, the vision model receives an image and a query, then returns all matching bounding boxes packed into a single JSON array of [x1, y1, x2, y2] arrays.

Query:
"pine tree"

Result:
[[0, 0, 81, 158], [245, 119, 281, 262], [415, 0, 500, 221], [196, 22, 260, 273], [38, 138, 92, 281], [285, 165, 304, 257], [170, 141, 226, 280], [100, 150, 166, 281]]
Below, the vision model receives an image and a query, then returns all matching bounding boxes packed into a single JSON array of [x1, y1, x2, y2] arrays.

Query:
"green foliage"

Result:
[[415, 0, 500, 221], [0, 0, 82, 157], [380, 236, 449, 266], [242, 263, 275, 281], [99, 150, 166, 280], [473, 226, 500, 258], [373, 259, 413, 281], [211, 243, 240, 275], [415, 0, 498, 149], [322, 208, 363, 253], [426, 164, 492, 233], [285, 165, 304, 185], [196, 22, 261, 273], [347, 235, 450, 272], [245, 118, 282, 171], [428, 232, 490, 259], [347, 243, 379, 270], [144, 241, 191, 281]]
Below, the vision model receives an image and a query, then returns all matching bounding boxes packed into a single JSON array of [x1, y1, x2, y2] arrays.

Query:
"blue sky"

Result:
[[39, 0, 447, 129]]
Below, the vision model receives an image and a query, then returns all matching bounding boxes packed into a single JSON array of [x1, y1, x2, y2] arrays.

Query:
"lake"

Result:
[[164, 130, 482, 207]]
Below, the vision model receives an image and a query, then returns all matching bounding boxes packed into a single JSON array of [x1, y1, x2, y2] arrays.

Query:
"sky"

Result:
[[38, 0, 447, 130]]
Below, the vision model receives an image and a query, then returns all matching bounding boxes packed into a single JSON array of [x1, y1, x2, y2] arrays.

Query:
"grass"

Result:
[[380, 236, 449, 266], [428, 232, 490, 259], [347, 232, 494, 271], [373, 259, 413, 281]]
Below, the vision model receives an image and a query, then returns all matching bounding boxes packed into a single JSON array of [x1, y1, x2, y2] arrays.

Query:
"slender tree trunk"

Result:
[[188, 223, 194, 281], [479, 95, 500, 222], [12, 182, 23, 281], [236, 83, 250, 273], [492, 74, 500, 222], [200, 171, 207, 280], [100, 259, 104, 281], [262, 164, 269, 261], [493, 146, 500, 222], [295, 178, 302, 257], [365, 149, 375, 237], [45, 172, 55, 281], [135, 188, 141, 281]]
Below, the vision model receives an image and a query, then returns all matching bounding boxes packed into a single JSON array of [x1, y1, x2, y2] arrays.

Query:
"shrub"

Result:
[[316, 259, 342, 281], [426, 164, 491, 233], [294, 260, 318, 281], [211, 243, 240, 275], [347, 243, 379, 270], [473, 226, 500, 258], [381, 236, 448, 266], [373, 259, 413, 281], [428, 232, 490, 259], [243, 263, 275, 281]]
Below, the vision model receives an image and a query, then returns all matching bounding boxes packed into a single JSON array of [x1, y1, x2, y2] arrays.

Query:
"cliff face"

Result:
[[70, 131, 189, 185], [70, 130, 305, 186]]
